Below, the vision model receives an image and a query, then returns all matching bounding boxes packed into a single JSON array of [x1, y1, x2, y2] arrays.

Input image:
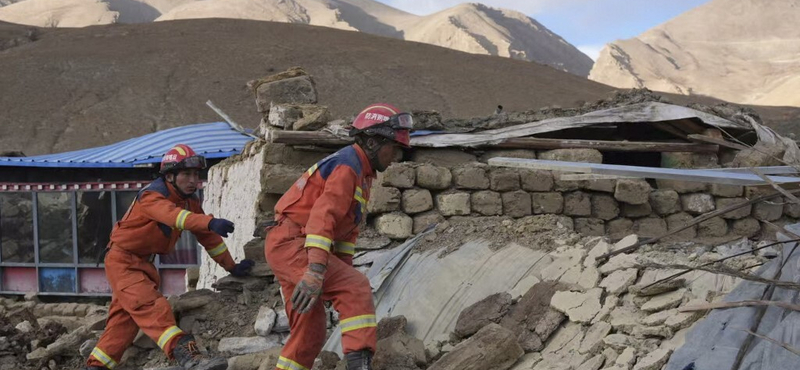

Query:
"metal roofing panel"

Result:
[[0, 122, 254, 168]]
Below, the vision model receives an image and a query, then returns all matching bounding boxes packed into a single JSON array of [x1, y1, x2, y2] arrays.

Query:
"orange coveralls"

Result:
[[266, 144, 377, 370], [87, 177, 235, 369]]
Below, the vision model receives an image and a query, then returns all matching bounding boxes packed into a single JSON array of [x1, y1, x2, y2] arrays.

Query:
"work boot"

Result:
[[345, 350, 373, 370], [172, 335, 228, 370]]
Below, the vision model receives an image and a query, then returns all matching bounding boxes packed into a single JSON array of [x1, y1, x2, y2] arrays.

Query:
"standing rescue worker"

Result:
[[265, 104, 412, 370], [86, 144, 255, 370]]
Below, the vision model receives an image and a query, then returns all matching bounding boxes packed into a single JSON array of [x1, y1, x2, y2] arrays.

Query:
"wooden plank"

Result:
[[487, 158, 800, 186], [269, 130, 353, 146], [688, 134, 750, 151], [491, 137, 718, 153]]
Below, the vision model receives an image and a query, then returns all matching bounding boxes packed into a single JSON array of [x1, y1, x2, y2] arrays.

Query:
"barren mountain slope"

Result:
[[0, 0, 117, 27], [0, 19, 611, 155], [589, 0, 800, 107]]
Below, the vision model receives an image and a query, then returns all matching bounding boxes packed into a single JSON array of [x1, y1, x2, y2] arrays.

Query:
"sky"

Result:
[[378, 0, 711, 60]]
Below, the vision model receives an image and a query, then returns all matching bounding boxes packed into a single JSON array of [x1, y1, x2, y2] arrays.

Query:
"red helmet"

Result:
[[160, 144, 207, 174], [351, 103, 411, 148]]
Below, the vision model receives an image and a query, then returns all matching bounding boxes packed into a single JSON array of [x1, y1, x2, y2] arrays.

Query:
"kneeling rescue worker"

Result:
[[86, 144, 255, 370], [265, 103, 412, 370]]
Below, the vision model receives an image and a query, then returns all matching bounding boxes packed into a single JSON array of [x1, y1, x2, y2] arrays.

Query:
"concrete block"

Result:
[[436, 192, 471, 216], [413, 211, 445, 234], [471, 191, 503, 216], [575, 218, 605, 237], [489, 168, 520, 192], [622, 202, 653, 218], [697, 216, 728, 237], [401, 189, 433, 214], [607, 218, 634, 240], [633, 218, 668, 238], [502, 191, 532, 218], [615, 179, 652, 205], [710, 184, 743, 198], [553, 177, 581, 192], [591, 194, 620, 221], [382, 163, 416, 188], [520, 170, 554, 191], [375, 212, 413, 239], [415, 164, 452, 190], [731, 217, 760, 237], [452, 165, 490, 190], [411, 149, 477, 168], [254, 73, 317, 113], [539, 149, 602, 163], [367, 187, 401, 213], [715, 198, 752, 219], [656, 179, 707, 194], [564, 191, 591, 217], [581, 179, 616, 193], [649, 190, 680, 216], [753, 201, 783, 221], [680, 193, 715, 215], [531, 192, 564, 214], [665, 212, 697, 241]]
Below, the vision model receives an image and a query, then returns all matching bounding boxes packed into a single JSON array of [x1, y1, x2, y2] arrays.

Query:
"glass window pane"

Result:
[[77, 192, 113, 264], [37, 192, 74, 263], [160, 232, 199, 265], [39, 267, 76, 293], [115, 191, 137, 222], [0, 193, 35, 263]]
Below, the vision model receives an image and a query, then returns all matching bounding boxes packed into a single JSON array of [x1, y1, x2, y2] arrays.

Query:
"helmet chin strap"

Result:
[[363, 138, 389, 172]]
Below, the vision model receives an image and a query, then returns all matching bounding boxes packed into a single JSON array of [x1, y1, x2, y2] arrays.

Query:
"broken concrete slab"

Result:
[[550, 288, 603, 323], [600, 269, 639, 295], [218, 336, 282, 355], [640, 289, 686, 313], [580, 322, 612, 355], [632, 348, 671, 370], [599, 254, 638, 276]]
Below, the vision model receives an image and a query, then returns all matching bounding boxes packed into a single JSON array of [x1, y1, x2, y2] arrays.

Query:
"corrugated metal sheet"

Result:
[[0, 122, 254, 168]]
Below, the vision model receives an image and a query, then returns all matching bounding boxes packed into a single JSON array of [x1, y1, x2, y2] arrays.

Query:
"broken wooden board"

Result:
[[488, 158, 800, 186]]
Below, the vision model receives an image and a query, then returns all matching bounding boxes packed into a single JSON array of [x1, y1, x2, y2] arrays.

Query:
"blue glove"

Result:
[[230, 259, 255, 277], [209, 218, 235, 237]]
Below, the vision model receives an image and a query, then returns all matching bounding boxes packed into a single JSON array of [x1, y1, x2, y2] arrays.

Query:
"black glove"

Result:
[[229, 259, 255, 277], [208, 218, 235, 237]]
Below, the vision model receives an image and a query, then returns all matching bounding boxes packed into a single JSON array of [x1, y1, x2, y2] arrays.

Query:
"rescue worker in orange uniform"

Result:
[[265, 104, 412, 370], [86, 144, 255, 370]]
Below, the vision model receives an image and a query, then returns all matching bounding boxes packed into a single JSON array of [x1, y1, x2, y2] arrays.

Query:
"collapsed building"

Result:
[[4, 68, 800, 370]]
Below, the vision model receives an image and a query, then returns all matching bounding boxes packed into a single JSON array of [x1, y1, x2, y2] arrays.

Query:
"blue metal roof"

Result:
[[0, 122, 255, 168]]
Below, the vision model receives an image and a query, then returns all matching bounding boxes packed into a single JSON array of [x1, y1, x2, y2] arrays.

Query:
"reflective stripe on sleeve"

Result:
[[304, 234, 332, 252]]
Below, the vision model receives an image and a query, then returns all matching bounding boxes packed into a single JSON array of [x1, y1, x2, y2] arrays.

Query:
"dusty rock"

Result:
[[452, 165, 490, 190], [262, 164, 305, 194], [680, 194, 715, 214], [500, 282, 566, 352], [600, 269, 638, 295], [697, 216, 728, 237], [274, 309, 290, 333], [785, 202, 800, 218], [27, 325, 92, 361], [373, 331, 426, 369], [550, 288, 603, 323], [576, 218, 605, 237], [455, 293, 512, 338], [632, 218, 667, 238], [413, 211, 445, 234], [531, 192, 564, 214], [655, 179, 707, 194], [609, 306, 645, 334], [632, 348, 671, 370], [402, 189, 434, 214], [254, 306, 277, 337], [255, 72, 317, 113], [377, 316, 408, 341], [375, 212, 413, 239], [582, 179, 617, 193], [564, 191, 592, 216], [641, 289, 686, 312], [479, 149, 537, 163], [577, 355, 605, 370], [80, 339, 97, 358], [591, 194, 620, 221], [541, 249, 586, 282], [615, 179, 652, 205], [490, 168, 521, 191], [665, 213, 697, 241], [383, 163, 416, 189], [639, 310, 674, 327], [629, 279, 686, 297], [229, 348, 282, 370], [607, 219, 634, 240], [554, 177, 581, 192], [502, 191, 532, 218], [428, 324, 523, 370], [539, 149, 603, 164], [630, 325, 673, 339], [520, 170, 554, 192], [367, 186, 401, 213], [603, 334, 633, 351], [580, 322, 612, 355], [613, 235, 638, 252], [219, 336, 282, 355], [510, 353, 543, 370], [753, 201, 783, 221], [603, 348, 620, 365], [416, 164, 452, 190], [292, 105, 331, 131], [599, 254, 638, 275], [713, 197, 751, 219], [621, 202, 653, 218], [615, 347, 638, 368], [470, 191, 503, 216], [533, 322, 590, 369], [436, 192, 471, 216], [710, 184, 743, 197], [411, 149, 477, 168], [731, 217, 760, 237], [649, 190, 680, 216]]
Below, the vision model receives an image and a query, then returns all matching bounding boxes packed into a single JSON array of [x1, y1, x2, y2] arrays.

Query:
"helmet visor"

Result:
[[182, 155, 207, 169], [388, 113, 414, 130]]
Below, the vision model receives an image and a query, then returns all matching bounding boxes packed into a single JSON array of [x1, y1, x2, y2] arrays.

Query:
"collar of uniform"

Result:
[[352, 144, 375, 178]]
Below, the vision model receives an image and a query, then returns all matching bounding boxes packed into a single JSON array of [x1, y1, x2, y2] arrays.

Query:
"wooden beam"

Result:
[[688, 134, 750, 151], [269, 130, 353, 146], [490, 137, 718, 153]]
